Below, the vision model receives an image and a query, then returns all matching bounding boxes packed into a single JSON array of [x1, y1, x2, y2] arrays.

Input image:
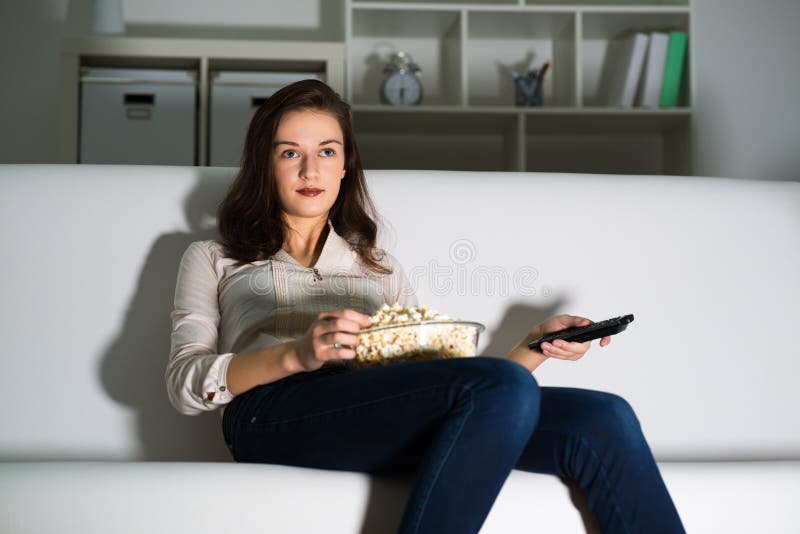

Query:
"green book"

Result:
[[659, 31, 689, 107]]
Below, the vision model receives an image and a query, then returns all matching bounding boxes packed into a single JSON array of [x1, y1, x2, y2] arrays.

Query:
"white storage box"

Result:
[[209, 71, 319, 166], [80, 68, 197, 165]]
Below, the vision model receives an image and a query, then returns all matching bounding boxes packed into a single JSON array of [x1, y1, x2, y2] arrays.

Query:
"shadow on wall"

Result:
[[481, 300, 564, 358], [99, 171, 233, 461]]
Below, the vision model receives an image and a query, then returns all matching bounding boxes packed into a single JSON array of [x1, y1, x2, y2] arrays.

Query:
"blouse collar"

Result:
[[272, 220, 355, 271]]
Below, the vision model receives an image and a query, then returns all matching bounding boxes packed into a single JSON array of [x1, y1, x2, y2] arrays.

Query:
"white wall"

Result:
[[0, 0, 797, 180], [692, 0, 800, 180], [0, 0, 69, 164]]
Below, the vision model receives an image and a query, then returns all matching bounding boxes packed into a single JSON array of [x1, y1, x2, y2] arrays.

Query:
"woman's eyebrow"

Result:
[[273, 139, 343, 147]]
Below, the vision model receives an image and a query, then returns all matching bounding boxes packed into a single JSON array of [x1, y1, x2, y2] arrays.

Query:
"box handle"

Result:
[[126, 108, 151, 119]]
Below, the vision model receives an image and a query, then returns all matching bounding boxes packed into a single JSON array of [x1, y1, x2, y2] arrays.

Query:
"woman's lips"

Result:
[[298, 188, 323, 197]]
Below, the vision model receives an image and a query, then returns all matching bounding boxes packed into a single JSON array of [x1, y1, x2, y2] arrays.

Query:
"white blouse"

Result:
[[166, 223, 418, 415]]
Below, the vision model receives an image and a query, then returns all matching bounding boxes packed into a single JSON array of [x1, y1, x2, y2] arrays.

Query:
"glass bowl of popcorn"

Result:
[[353, 304, 486, 367]]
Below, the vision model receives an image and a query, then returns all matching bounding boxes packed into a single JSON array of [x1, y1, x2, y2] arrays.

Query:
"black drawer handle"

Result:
[[124, 93, 155, 105], [251, 96, 268, 108]]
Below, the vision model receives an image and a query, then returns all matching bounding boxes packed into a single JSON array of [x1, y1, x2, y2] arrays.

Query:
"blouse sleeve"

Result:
[[165, 241, 236, 415]]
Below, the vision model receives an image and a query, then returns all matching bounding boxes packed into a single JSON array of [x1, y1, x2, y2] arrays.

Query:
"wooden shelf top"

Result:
[[352, 104, 691, 114], [61, 36, 345, 61], [351, 2, 689, 14]]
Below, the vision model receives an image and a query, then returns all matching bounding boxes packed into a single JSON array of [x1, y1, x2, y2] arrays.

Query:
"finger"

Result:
[[325, 332, 360, 348], [313, 318, 367, 344], [325, 318, 364, 335], [541, 341, 585, 361], [554, 339, 591, 354], [550, 315, 592, 333], [540, 342, 576, 360], [314, 336, 358, 359], [541, 343, 567, 360], [325, 333, 360, 360], [567, 315, 593, 327], [330, 347, 357, 360], [314, 334, 358, 354], [599, 336, 612, 347], [321, 308, 372, 328]]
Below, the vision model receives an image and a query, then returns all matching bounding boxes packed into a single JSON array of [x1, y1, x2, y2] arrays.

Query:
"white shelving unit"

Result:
[[57, 36, 345, 165], [346, 0, 693, 173], [58, 2, 691, 174]]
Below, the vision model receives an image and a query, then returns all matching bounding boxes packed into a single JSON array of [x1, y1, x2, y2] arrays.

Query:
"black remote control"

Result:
[[527, 314, 634, 351]]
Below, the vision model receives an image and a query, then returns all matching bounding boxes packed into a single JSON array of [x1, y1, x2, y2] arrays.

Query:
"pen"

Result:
[[538, 62, 551, 81]]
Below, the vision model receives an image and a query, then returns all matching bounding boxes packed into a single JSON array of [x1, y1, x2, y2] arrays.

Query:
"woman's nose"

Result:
[[300, 156, 319, 179]]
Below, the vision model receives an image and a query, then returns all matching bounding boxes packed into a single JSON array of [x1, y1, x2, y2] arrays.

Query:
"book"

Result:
[[605, 32, 650, 108], [659, 31, 689, 107], [635, 32, 670, 108]]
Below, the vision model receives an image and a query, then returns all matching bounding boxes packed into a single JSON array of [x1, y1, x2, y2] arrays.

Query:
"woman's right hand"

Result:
[[290, 309, 373, 372]]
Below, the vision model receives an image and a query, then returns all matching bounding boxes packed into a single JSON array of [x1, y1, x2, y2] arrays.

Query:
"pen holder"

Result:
[[512, 69, 545, 107]]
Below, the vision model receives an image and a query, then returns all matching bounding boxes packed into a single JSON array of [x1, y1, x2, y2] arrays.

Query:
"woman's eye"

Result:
[[320, 148, 336, 157], [281, 150, 299, 158]]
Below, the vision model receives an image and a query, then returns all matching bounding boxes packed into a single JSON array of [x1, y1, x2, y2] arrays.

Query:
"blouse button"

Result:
[[220, 386, 226, 392]]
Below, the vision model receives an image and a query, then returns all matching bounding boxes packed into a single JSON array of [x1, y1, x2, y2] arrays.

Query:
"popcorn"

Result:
[[367, 303, 449, 326], [354, 303, 481, 366]]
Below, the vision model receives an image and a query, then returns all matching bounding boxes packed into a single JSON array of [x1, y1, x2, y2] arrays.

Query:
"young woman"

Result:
[[166, 79, 684, 534]]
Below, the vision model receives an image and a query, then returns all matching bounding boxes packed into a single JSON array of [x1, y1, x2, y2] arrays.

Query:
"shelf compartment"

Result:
[[581, 11, 690, 107], [526, 0, 688, 5], [466, 11, 576, 108], [523, 107, 690, 133], [353, 109, 521, 171], [524, 108, 689, 174], [525, 133, 665, 173], [354, 0, 518, 4], [350, 8, 462, 106]]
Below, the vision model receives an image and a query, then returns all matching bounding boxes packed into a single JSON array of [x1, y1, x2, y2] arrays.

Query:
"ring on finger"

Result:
[[332, 343, 343, 350]]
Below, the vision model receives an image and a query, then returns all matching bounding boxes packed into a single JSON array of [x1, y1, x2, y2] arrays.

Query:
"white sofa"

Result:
[[1, 164, 798, 533]]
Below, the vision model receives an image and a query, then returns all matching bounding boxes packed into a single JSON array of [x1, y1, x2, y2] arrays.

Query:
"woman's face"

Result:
[[271, 108, 346, 224]]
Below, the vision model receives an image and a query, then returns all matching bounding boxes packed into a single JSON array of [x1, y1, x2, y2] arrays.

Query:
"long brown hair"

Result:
[[217, 79, 390, 274]]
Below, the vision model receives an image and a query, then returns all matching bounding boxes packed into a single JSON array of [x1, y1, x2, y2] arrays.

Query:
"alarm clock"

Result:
[[380, 51, 423, 106]]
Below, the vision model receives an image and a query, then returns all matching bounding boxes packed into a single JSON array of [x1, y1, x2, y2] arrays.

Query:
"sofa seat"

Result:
[[2, 461, 798, 533], [1, 165, 798, 532]]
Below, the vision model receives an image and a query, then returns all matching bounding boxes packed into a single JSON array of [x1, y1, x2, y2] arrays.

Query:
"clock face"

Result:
[[381, 70, 422, 106]]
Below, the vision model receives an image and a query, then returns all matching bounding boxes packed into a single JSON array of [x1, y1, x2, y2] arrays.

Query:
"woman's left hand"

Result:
[[507, 314, 611, 371]]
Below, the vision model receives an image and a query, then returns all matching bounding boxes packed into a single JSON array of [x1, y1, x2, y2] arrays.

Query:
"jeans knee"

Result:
[[589, 392, 644, 448], [471, 358, 541, 426], [597, 392, 637, 425]]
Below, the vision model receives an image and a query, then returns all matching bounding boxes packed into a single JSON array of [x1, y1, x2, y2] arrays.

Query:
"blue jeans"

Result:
[[222, 357, 684, 534]]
